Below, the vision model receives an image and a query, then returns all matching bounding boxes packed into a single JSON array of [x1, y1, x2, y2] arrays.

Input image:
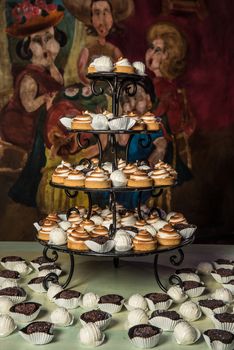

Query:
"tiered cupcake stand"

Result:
[[36, 72, 195, 292]]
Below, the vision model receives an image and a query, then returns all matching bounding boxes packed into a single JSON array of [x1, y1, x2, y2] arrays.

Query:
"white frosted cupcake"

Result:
[[110, 170, 127, 187]]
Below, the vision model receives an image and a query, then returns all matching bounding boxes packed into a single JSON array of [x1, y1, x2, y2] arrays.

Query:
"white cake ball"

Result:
[[79, 323, 104, 346], [174, 321, 199, 345], [47, 284, 63, 301], [128, 309, 148, 326], [0, 315, 16, 336], [50, 307, 72, 326], [211, 288, 233, 303], [197, 262, 213, 275], [49, 228, 67, 245], [128, 294, 147, 310], [82, 292, 99, 308], [114, 234, 132, 252], [179, 301, 201, 321], [167, 285, 187, 303], [110, 170, 127, 187], [0, 297, 14, 314]]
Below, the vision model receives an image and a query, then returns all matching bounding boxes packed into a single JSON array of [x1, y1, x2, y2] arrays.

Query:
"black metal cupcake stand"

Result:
[[36, 72, 195, 292]]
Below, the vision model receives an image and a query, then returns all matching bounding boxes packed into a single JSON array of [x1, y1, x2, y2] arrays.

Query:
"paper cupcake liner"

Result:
[[222, 283, 234, 295], [0, 324, 17, 337], [200, 305, 228, 317], [10, 307, 41, 323], [53, 314, 74, 327], [19, 331, 54, 345], [1, 280, 18, 289], [184, 285, 205, 298], [0, 276, 20, 286], [30, 262, 51, 271], [91, 115, 109, 130], [98, 300, 124, 314], [177, 225, 197, 239], [128, 329, 162, 349], [115, 244, 133, 252], [54, 296, 81, 309], [145, 298, 173, 312], [176, 273, 200, 282], [6, 295, 27, 304], [1, 261, 26, 270], [59, 117, 72, 130], [84, 240, 115, 253], [203, 333, 234, 350], [212, 318, 234, 333], [213, 263, 234, 270], [149, 316, 180, 331], [38, 268, 62, 277], [27, 283, 47, 293], [211, 273, 234, 284], [80, 315, 112, 330], [108, 117, 136, 131]]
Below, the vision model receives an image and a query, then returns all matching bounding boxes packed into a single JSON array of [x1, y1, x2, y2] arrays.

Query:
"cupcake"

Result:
[[37, 220, 58, 241], [51, 162, 71, 184], [149, 310, 182, 331], [85, 167, 111, 188], [80, 309, 112, 330], [0, 287, 27, 303], [19, 321, 54, 345], [132, 61, 145, 75], [0, 270, 20, 285], [54, 289, 81, 309], [67, 210, 83, 224], [156, 224, 181, 246], [71, 112, 92, 130], [128, 324, 162, 348], [123, 163, 138, 178], [1, 256, 25, 270], [63, 170, 85, 187], [198, 299, 228, 317], [203, 329, 234, 350], [150, 168, 174, 186], [9, 302, 41, 323], [98, 294, 124, 313], [91, 225, 109, 238], [144, 293, 173, 311], [141, 112, 160, 131], [211, 268, 234, 284], [133, 230, 157, 252], [212, 313, 234, 333], [128, 170, 153, 188], [67, 226, 90, 251], [27, 277, 48, 293], [114, 57, 134, 73], [182, 281, 205, 298]]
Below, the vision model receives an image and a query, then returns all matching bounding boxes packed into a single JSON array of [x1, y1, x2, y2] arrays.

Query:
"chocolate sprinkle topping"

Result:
[[0, 270, 20, 279], [54, 289, 80, 299], [0, 287, 26, 297], [80, 310, 110, 323], [144, 293, 170, 303], [214, 313, 234, 323], [38, 264, 61, 272], [28, 277, 45, 284], [182, 281, 203, 290], [31, 256, 51, 265], [99, 294, 123, 305], [21, 321, 53, 335], [1, 256, 24, 262], [198, 299, 225, 309], [151, 310, 181, 320], [129, 324, 160, 339], [10, 302, 41, 316], [204, 329, 234, 344], [214, 268, 234, 277], [92, 236, 110, 245]]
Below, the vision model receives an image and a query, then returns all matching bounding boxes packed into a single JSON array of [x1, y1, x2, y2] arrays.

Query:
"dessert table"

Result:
[[0, 242, 233, 350]]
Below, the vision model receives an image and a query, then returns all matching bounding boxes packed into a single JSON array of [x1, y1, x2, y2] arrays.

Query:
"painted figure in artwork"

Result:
[[0, 0, 88, 212], [145, 22, 196, 183], [63, 0, 134, 86]]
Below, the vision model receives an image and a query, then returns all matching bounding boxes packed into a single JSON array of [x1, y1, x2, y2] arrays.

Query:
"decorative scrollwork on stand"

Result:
[[170, 248, 184, 266], [65, 189, 78, 198], [168, 274, 183, 289], [43, 247, 58, 263], [77, 133, 91, 149]]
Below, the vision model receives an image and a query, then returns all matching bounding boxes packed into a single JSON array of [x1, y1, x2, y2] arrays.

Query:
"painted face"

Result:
[[91, 1, 113, 38], [29, 27, 60, 67], [145, 38, 167, 76]]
